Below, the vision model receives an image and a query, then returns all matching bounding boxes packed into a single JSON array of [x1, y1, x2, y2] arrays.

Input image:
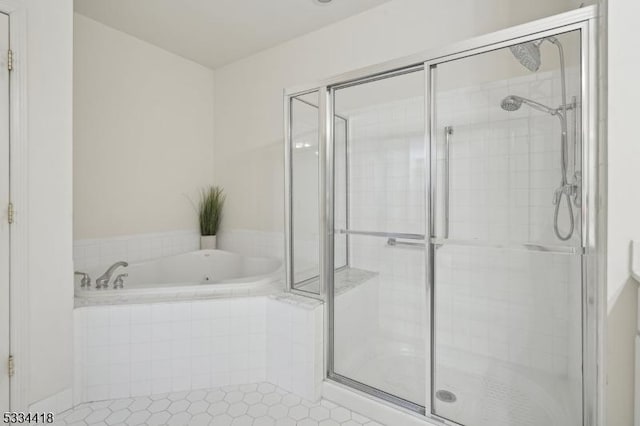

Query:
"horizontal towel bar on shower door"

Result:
[[387, 238, 426, 248], [337, 229, 425, 240], [430, 238, 584, 255]]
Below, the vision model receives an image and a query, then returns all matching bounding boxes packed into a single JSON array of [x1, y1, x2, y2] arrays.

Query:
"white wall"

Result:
[[212, 0, 586, 235], [73, 14, 215, 240], [19, 0, 74, 409], [605, 0, 640, 424], [606, 282, 638, 426], [606, 0, 640, 307]]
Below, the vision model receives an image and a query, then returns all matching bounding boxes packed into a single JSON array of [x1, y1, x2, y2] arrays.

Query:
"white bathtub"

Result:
[[74, 249, 284, 306]]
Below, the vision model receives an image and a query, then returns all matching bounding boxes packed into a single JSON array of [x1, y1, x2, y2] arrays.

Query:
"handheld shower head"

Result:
[[500, 95, 522, 111], [500, 95, 557, 116]]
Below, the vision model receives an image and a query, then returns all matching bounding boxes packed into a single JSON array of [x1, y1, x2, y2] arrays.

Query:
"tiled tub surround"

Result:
[[217, 229, 285, 261], [73, 230, 201, 272], [74, 280, 284, 308], [74, 249, 284, 307], [73, 295, 324, 407], [73, 229, 284, 275]]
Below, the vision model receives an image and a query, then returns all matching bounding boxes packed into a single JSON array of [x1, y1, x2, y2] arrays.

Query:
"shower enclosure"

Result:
[[284, 8, 600, 426]]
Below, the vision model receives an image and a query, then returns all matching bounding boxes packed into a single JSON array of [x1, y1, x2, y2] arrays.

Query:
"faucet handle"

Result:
[[113, 273, 128, 289], [74, 271, 91, 288]]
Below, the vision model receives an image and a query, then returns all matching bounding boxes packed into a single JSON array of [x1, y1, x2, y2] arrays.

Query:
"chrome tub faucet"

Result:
[[95, 261, 128, 289]]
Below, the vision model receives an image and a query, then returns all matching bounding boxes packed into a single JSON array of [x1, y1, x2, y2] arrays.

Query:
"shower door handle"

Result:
[[387, 238, 426, 248], [430, 237, 582, 255], [337, 229, 425, 240], [444, 126, 453, 239]]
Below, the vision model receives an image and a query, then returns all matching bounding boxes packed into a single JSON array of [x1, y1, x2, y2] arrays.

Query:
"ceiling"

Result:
[[74, 0, 391, 70]]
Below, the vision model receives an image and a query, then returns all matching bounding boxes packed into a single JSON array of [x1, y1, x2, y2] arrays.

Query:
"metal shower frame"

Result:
[[286, 96, 349, 295], [283, 6, 602, 425]]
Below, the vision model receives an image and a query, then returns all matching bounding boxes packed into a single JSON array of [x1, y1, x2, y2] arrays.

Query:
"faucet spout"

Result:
[[95, 261, 128, 289]]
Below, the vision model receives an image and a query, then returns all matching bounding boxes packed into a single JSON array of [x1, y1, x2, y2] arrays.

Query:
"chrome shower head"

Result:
[[500, 95, 522, 111], [509, 42, 541, 72], [500, 95, 558, 116]]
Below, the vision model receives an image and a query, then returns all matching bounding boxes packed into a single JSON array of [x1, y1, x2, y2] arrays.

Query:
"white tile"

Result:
[[86, 345, 109, 367], [171, 304, 192, 322], [151, 323, 173, 342], [192, 302, 213, 320], [109, 325, 131, 345], [131, 343, 151, 362], [131, 361, 152, 382], [109, 306, 131, 326], [151, 378, 172, 394], [192, 320, 211, 338], [151, 304, 173, 323], [87, 327, 109, 348], [152, 359, 172, 379], [130, 305, 152, 324], [131, 323, 152, 343]]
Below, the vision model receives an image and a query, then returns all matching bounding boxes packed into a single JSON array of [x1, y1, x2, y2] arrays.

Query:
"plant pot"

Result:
[[200, 235, 217, 250]]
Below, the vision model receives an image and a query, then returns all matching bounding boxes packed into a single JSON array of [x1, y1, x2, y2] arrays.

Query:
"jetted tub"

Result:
[[74, 249, 284, 306]]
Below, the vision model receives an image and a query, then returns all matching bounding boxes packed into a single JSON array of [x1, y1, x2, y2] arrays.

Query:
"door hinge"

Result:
[[7, 355, 14, 378], [7, 49, 12, 71], [7, 202, 14, 224]]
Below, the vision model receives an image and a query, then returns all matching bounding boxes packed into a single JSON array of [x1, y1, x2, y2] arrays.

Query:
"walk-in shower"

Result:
[[284, 7, 599, 426]]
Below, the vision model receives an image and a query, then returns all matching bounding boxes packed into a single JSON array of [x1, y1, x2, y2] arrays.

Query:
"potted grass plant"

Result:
[[198, 186, 225, 250]]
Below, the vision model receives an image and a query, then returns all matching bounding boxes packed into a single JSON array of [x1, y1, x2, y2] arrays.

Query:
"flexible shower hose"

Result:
[[552, 37, 575, 242], [554, 190, 574, 241], [553, 111, 575, 242]]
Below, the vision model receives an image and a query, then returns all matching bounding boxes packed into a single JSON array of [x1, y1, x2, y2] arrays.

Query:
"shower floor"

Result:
[[335, 340, 426, 406], [336, 340, 581, 426], [434, 350, 582, 426]]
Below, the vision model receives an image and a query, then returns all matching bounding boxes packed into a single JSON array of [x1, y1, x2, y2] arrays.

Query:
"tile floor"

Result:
[[57, 382, 384, 426]]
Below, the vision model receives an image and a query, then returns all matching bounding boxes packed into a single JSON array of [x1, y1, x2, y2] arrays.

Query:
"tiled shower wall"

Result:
[[345, 95, 427, 354], [434, 67, 582, 379], [435, 69, 582, 246]]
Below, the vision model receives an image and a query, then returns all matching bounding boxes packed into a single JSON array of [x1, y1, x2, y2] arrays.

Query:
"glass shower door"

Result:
[[429, 30, 584, 425], [329, 69, 428, 411]]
